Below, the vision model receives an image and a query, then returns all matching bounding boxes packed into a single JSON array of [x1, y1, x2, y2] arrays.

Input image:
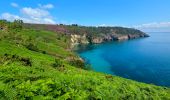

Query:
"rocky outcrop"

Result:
[[92, 37, 104, 44], [71, 34, 89, 45], [70, 31, 149, 45], [117, 35, 129, 40], [90, 32, 149, 44], [128, 33, 149, 39]]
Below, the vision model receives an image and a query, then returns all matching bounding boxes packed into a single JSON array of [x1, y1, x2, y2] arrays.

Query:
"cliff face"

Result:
[[92, 38, 104, 44], [71, 32, 149, 44], [71, 34, 89, 45], [69, 27, 149, 45]]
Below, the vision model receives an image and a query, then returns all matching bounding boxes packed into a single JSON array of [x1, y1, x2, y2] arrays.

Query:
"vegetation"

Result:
[[24, 23, 147, 36], [0, 20, 170, 100]]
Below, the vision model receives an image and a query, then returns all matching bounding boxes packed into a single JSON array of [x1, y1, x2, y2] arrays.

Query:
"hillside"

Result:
[[0, 20, 170, 100], [24, 23, 149, 44]]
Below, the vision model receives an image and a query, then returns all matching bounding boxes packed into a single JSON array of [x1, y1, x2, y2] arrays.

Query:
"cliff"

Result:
[[70, 28, 149, 44], [24, 24, 149, 45], [71, 34, 89, 45]]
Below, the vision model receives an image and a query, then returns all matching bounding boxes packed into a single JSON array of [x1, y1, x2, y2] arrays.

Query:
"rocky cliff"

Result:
[[24, 24, 149, 45], [69, 26, 149, 45], [71, 34, 89, 45], [70, 31, 149, 44]]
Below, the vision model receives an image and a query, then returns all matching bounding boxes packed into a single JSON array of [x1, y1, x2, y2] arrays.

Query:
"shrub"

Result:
[[42, 51, 46, 54], [0, 54, 32, 66], [52, 59, 64, 68], [20, 58, 32, 66], [69, 59, 85, 69], [26, 43, 39, 52]]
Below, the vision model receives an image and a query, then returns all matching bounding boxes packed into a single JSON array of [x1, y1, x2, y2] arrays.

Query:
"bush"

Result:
[[26, 43, 39, 52], [0, 54, 32, 66], [42, 51, 46, 54], [52, 59, 64, 68], [69, 59, 85, 69]]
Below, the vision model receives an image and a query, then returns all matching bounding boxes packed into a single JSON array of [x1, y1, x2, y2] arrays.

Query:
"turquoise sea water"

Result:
[[77, 32, 170, 87]]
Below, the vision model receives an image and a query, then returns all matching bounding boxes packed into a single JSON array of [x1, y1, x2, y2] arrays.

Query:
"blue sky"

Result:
[[0, 0, 170, 32]]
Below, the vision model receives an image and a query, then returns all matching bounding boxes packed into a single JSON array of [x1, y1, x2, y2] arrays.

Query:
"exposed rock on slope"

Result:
[[71, 34, 89, 45], [70, 31, 149, 44]]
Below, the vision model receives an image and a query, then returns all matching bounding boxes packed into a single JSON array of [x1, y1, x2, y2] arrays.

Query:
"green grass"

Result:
[[0, 28, 170, 100]]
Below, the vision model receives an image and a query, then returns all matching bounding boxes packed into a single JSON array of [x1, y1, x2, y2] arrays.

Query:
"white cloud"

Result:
[[1, 13, 56, 24], [43, 18, 56, 24], [132, 22, 170, 32], [1, 13, 20, 20], [98, 24, 115, 27], [38, 4, 54, 9], [21, 7, 50, 18], [1, 4, 56, 24], [133, 22, 170, 29], [11, 2, 19, 8], [99, 24, 107, 26]]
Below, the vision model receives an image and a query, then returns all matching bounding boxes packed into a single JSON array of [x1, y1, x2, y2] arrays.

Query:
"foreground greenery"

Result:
[[0, 20, 170, 100]]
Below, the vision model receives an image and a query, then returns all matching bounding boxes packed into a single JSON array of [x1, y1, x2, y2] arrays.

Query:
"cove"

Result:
[[77, 32, 170, 87]]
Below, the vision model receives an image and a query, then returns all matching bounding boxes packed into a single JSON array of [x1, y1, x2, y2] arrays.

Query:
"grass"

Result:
[[0, 28, 170, 100]]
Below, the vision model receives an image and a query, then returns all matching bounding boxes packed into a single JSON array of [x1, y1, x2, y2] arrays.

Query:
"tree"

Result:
[[71, 24, 78, 26], [13, 19, 23, 30], [8, 19, 23, 32]]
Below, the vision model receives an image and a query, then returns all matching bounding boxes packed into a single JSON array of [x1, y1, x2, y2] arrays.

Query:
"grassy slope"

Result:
[[0, 29, 170, 100]]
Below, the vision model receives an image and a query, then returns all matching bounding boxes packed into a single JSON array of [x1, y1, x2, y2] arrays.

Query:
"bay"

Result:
[[77, 32, 170, 87]]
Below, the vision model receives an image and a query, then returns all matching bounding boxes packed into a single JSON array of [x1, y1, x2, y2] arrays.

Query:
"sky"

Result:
[[0, 0, 170, 32]]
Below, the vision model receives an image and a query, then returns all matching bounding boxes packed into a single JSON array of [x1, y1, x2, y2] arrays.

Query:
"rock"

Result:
[[92, 37, 103, 44], [70, 28, 149, 45], [116, 35, 129, 40], [71, 34, 89, 45], [128, 34, 140, 39]]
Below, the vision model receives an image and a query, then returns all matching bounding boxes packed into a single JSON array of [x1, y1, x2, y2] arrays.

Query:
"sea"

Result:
[[77, 32, 170, 87]]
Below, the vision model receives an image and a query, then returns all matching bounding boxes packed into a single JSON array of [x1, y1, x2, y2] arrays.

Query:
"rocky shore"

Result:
[[71, 32, 149, 45]]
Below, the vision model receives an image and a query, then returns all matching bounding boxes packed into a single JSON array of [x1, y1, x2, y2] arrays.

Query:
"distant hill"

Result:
[[24, 23, 149, 44]]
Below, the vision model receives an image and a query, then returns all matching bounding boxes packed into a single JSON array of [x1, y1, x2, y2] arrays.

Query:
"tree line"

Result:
[[0, 19, 23, 32]]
